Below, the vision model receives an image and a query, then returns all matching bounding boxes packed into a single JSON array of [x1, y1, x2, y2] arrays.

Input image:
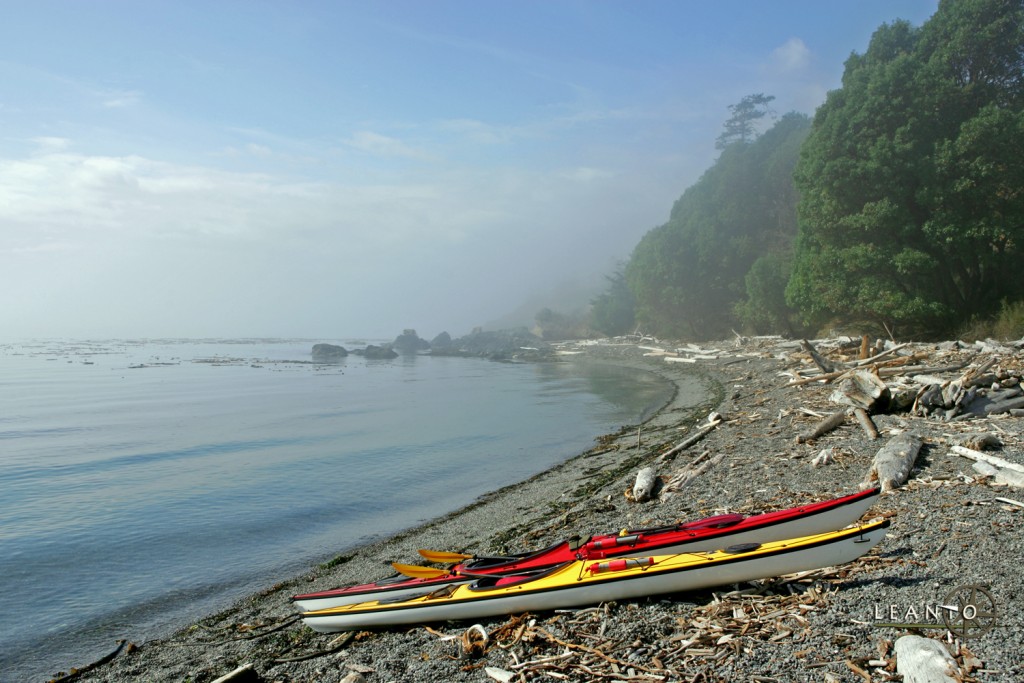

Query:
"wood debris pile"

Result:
[[782, 337, 1024, 423], [772, 336, 1024, 491], [426, 568, 883, 682]]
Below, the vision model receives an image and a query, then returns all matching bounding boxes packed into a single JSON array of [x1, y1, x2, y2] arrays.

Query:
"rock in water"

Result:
[[312, 343, 348, 362]]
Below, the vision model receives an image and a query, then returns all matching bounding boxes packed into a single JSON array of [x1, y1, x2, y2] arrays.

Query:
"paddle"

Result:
[[391, 562, 454, 579], [391, 562, 530, 580], [417, 549, 520, 564], [416, 549, 473, 563]]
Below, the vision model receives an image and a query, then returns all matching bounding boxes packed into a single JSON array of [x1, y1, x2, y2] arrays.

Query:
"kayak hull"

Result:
[[291, 487, 879, 612], [301, 520, 889, 632]]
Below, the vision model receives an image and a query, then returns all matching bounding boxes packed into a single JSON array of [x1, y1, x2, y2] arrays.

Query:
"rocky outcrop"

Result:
[[352, 344, 398, 360], [429, 327, 554, 361], [391, 329, 431, 354], [311, 343, 348, 362], [429, 331, 453, 351]]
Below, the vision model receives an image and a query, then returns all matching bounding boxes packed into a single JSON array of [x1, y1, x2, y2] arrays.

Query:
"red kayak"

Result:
[[292, 487, 879, 612]]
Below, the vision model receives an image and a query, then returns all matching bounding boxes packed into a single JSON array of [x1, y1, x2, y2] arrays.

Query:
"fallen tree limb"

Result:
[[950, 445, 1024, 474], [211, 664, 258, 683], [853, 342, 912, 367], [657, 419, 722, 462], [786, 369, 847, 387], [853, 408, 879, 440], [802, 339, 844, 374], [796, 410, 847, 444]]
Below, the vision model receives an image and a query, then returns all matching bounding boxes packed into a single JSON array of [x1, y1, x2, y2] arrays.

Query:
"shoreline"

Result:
[[65, 337, 1024, 682]]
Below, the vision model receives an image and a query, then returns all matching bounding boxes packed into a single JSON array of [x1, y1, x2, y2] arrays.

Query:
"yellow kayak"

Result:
[[302, 519, 889, 632]]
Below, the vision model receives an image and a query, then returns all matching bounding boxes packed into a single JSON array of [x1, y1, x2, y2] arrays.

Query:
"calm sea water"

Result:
[[0, 339, 683, 682]]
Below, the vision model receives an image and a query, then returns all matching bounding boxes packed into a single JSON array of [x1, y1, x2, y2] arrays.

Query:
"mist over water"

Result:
[[0, 339, 685, 682]]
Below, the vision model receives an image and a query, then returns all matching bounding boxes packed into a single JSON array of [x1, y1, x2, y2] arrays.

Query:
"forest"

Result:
[[587, 0, 1024, 342]]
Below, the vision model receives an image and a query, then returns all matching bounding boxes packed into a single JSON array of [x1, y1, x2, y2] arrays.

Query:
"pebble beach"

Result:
[[59, 336, 1024, 683]]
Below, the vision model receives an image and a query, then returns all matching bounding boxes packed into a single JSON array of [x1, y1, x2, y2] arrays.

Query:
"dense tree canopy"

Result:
[[787, 0, 1024, 337], [624, 112, 809, 339]]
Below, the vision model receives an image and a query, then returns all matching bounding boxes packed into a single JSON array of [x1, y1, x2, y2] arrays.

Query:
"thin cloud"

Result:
[[768, 38, 812, 74], [100, 89, 142, 108], [342, 131, 433, 160]]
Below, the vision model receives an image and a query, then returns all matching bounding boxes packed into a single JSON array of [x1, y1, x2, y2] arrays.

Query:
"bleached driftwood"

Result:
[[631, 466, 658, 502], [830, 369, 891, 413], [657, 418, 722, 462], [950, 445, 1024, 474], [863, 433, 922, 492], [894, 635, 959, 683], [853, 408, 879, 439], [211, 664, 257, 683], [812, 447, 838, 468], [970, 461, 1024, 488], [660, 451, 724, 500], [796, 410, 847, 444]]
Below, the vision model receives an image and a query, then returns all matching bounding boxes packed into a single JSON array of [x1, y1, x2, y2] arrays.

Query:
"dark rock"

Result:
[[430, 327, 554, 361], [311, 343, 348, 362], [359, 344, 398, 360], [429, 331, 453, 350], [391, 329, 431, 353]]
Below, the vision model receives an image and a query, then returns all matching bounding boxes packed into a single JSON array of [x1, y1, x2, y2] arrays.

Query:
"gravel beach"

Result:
[[60, 337, 1023, 683]]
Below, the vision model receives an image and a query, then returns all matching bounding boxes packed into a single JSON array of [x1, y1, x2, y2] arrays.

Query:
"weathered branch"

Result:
[[853, 408, 879, 439], [657, 419, 722, 462], [796, 410, 847, 444]]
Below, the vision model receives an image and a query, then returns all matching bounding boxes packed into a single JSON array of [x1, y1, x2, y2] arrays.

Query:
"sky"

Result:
[[0, 0, 940, 340]]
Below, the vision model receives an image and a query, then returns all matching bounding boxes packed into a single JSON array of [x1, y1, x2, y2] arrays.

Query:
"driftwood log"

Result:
[[796, 410, 847, 444], [830, 369, 890, 413], [631, 466, 658, 502], [801, 339, 844, 374], [952, 445, 1024, 488], [211, 663, 258, 683], [863, 433, 923, 492], [894, 635, 959, 683], [853, 408, 879, 439], [657, 418, 722, 462], [950, 445, 1024, 474]]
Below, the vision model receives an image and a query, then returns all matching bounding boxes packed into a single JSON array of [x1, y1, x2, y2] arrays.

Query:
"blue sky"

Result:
[[1, 0, 939, 339]]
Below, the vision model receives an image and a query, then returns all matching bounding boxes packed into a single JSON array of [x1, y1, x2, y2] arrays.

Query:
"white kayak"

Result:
[[301, 519, 890, 632]]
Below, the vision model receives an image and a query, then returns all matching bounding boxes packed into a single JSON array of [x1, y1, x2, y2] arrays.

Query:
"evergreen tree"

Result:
[[787, 0, 1024, 337]]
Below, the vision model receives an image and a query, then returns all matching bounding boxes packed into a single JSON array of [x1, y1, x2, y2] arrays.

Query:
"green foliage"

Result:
[[627, 110, 810, 339], [716, 93, 777, 149], [735, 251, 803, 335], [958, 299, 1024, 341], [589, 265, 636, 336], [788, 0, 1024, 338]]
